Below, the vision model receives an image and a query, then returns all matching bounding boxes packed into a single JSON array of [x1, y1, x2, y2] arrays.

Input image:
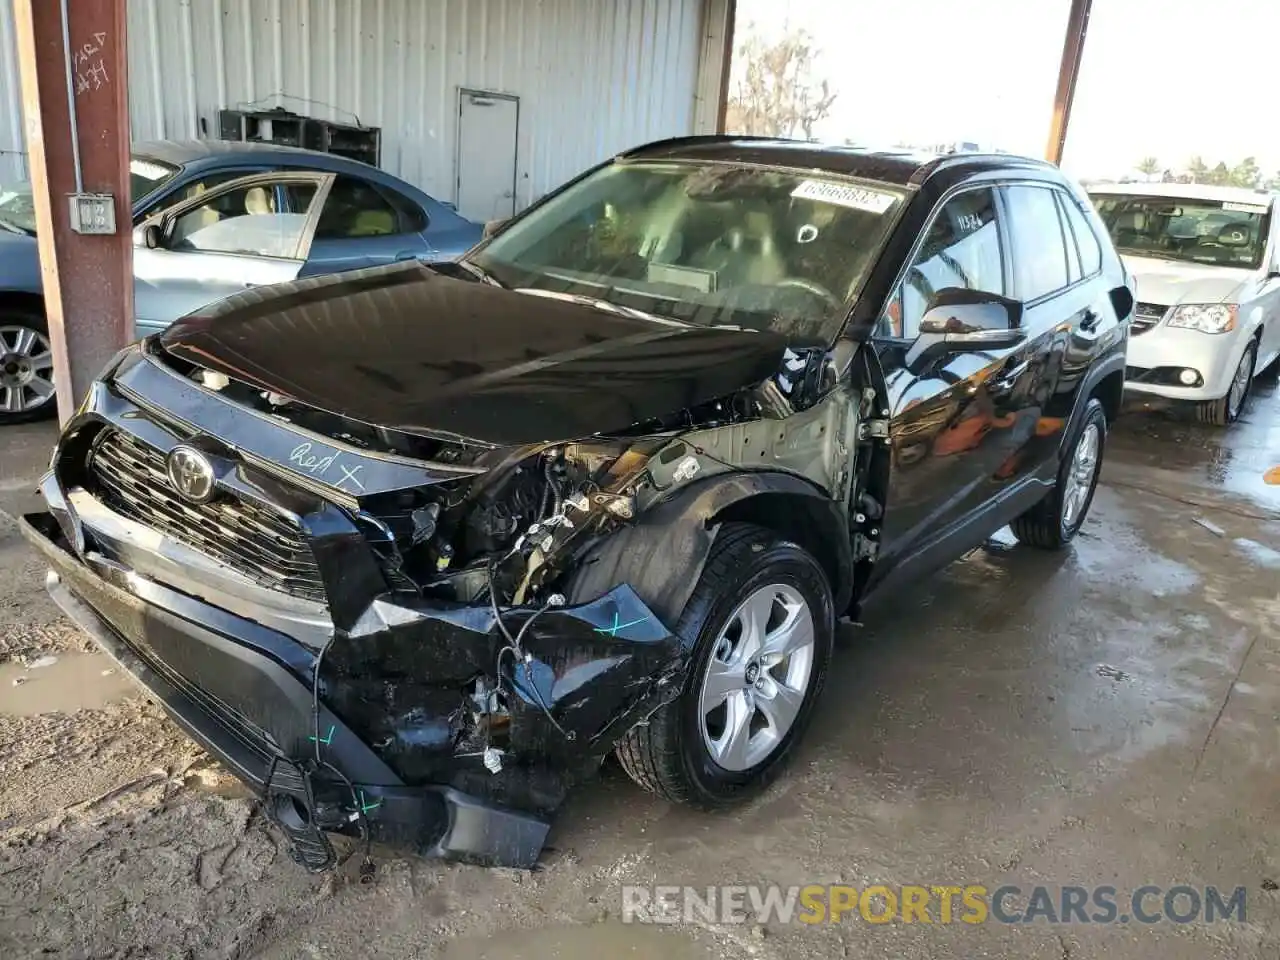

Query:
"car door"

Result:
[[1010, 185, 1118, 470], [132, 172, 334, 337], [300, 174, 432, 276], [871, 183, 1030, 577], [979, 183, 1086, 490]]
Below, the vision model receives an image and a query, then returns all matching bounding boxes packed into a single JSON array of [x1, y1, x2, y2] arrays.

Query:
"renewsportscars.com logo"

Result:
[[621, 884, 1248, 926]]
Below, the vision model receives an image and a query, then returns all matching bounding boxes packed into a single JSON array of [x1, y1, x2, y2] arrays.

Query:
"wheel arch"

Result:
[[1059, 350, 1125, 459], [566, 471, 853, 635], [0, 290, 47, 317]]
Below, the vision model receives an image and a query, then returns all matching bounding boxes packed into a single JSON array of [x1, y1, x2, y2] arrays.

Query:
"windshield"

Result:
[[0, 184, 37, 235], [0, 156, 180, 237], [467, 160, 906, 345], [129, 156, 180, 203], [1090, 193, 1271, 269]]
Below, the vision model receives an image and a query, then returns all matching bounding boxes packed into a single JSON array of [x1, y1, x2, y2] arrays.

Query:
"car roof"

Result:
[[1087, 181, 1276, 206], [618, 136, 1057, 187], [130, 139, 382, 176]]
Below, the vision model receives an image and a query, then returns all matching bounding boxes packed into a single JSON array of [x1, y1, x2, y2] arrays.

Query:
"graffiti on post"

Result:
[[73, 31, 111, 96]]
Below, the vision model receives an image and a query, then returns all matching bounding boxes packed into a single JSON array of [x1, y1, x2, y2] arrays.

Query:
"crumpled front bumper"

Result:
[[24, 364, 684, 869], [21, 499, 680, 868]]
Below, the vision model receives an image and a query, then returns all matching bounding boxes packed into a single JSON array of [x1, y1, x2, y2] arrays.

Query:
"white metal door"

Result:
[[456, 90, 518, 222]]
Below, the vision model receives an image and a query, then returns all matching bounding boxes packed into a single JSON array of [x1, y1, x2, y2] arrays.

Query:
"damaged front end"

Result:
[[21, 350, 697, 871], [21, 283, 868, 870]]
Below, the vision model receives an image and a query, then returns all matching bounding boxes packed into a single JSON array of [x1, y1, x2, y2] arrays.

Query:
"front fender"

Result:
[[566, 471, 850, 635]]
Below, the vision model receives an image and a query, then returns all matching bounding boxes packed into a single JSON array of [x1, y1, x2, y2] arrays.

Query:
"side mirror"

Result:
[[907, 288, 1025, 372], [483, 218, 509, 239]]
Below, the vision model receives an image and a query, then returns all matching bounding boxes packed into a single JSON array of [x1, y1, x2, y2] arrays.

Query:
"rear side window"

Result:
[[1059, 193, 1104, 276], [1057, 193, 1083, 283], [1003, 185, 1071, 301], [315, 175, 427, 239]]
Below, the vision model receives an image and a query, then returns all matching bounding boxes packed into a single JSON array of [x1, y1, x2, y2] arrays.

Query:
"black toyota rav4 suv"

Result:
[[21, 138, 1132, 871]]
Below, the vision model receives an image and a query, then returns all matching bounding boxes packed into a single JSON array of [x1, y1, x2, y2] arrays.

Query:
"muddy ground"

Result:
[[1, 383, 1278, 960]]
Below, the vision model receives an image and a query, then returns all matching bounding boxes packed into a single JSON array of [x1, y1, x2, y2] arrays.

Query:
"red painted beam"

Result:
[[14, 0, 132, 423]]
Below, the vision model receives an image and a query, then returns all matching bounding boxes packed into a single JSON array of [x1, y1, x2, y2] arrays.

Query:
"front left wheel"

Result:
[[1196, 338, 1256, 426], [614, 522, 835, 807], [0, 310, 57, 424]]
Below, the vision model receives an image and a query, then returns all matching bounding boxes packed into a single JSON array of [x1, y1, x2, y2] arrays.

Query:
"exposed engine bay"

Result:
[[182, 339, 871, 613]]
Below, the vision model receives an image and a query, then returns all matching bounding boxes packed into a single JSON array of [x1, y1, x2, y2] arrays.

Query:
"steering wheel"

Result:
[[774, 277, 840, 308]]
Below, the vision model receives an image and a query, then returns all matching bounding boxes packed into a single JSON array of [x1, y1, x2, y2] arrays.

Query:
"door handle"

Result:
[[989, 359, 1030, 393], [395, 252, 419, 261], [1080, 310, 1100, 332]]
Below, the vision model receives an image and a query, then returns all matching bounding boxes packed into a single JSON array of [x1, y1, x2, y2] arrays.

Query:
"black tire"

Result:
[[614, 522, 835, 807], [0, 307, 57, 424], [1010, 398, 1107, 550], [1196, 339, 1256, 426]]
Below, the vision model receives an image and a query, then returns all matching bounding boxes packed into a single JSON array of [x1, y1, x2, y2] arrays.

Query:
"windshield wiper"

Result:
[[0, 217, 28, 236], [513, 287, 685, 326], [455, 260, 507, 288]]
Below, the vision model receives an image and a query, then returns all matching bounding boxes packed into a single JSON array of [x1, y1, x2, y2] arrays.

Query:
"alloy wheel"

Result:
[[698, 582, 816, 772], [0, 324, 55, 415], [1227, 343, 1254, 420], [1061, 422, 1100, 530]]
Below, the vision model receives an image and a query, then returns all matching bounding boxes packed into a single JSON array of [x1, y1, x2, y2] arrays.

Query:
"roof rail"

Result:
[[617, 133, 795, 158], [910, 151, 1054, 185]]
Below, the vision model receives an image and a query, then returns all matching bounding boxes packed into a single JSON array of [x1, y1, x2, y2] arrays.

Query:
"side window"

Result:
[[881, 187, 1004, 339], [167, 182, 317, 258], [1003, 185, 1070, 301], [315, 175, 427, 239], [1057, 193, 1083, 284], [1059, 191, 1103, 276], [141, 171, 254, 218]]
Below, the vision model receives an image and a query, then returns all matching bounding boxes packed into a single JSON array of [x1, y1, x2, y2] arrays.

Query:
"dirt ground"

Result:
[[1, 382, 1279, 960]]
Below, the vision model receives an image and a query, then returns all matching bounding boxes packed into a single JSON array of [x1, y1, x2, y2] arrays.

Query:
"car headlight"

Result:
[[1166, 303, 1237, 334]]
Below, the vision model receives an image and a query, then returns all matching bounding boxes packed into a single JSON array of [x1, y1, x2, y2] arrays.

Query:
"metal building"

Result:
[[1, 0, 733, 220]]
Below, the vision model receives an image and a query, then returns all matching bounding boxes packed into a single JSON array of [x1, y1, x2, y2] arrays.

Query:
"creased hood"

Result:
[[158, 262, 788, 447], [1121, 254, 1252, 307]]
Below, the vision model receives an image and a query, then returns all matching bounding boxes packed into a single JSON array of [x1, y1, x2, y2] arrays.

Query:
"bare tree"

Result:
[[724, 26, 837, 139]]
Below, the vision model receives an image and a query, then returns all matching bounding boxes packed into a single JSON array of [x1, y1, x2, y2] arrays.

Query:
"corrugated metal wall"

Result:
[[0, 0, 721, 205], [0, 0, 25, 181]]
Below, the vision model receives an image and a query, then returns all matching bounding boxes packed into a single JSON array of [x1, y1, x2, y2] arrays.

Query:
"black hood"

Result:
[[159, 263, 788, 447]]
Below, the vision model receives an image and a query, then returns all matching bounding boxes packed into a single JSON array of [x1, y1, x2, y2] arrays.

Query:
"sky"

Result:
[[734, 0, 1280, 182]]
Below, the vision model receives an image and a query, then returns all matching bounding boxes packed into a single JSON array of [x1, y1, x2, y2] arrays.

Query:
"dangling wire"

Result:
[[486, 560, 575, 742], [311, 634, 374, 877]]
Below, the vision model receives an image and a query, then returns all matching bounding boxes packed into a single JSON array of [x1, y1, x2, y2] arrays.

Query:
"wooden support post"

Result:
[[14, 0, 132, 423]]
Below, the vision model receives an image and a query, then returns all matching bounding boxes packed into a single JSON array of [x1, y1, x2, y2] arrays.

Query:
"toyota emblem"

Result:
[[165, 445, 216, 503]]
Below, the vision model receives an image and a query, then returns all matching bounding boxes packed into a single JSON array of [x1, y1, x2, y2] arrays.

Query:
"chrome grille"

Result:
[[1131, 302, 1167, 335], [88, 430, 326, 602]]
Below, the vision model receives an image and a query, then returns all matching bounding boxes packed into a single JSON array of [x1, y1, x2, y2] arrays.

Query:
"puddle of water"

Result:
[[1233, 538, 1280, 569], [439, 921, 715, 960], [0, 653, 136, 716]]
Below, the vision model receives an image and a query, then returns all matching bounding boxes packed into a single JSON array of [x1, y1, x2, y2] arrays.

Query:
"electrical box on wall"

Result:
[[67, 194, 116, 235], [216, 107, 381, 167]]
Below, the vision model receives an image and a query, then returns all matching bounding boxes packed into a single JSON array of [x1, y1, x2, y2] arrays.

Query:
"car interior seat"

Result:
[[170, 183, 221, 245], [244, 187, 274, 216], [350, 209, 396, 236], [721, 208, 786, 286]]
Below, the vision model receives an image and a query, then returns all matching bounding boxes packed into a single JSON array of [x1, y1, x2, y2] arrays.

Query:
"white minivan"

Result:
[[1089, 183, 1280, 424]]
